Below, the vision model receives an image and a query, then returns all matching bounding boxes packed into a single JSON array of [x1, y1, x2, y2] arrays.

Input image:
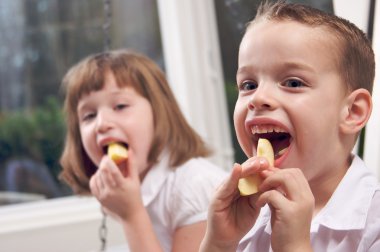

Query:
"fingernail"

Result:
[[259, 159, 266, 166]]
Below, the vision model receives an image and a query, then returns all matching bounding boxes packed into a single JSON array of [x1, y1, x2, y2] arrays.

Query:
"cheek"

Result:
[[234, 100, 251, 156], [79, 126, 99, 164]]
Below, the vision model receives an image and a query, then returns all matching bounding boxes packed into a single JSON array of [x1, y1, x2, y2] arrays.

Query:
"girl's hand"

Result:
[[89, 155, 144, 222], [200, 157, 269, 252], [256, 167, 315, 252]]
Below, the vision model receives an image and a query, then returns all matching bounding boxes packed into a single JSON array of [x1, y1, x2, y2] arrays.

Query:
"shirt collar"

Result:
[[312, 155, 379, 231], [141, 151, 171, 206]]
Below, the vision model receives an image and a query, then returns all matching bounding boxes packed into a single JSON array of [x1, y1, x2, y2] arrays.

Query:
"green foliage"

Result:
[[0, 97, 66, 179]]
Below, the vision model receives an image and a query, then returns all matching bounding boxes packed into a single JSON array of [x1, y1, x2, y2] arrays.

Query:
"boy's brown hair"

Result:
[[248, 0, 375, 94], [60, 49, 211, 194]]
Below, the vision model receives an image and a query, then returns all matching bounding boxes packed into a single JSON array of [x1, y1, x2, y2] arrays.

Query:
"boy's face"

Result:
[[234, 20, 349, 181], [77, 71, 154, 177]]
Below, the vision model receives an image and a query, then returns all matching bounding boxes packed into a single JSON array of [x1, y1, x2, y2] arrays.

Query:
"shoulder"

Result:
[[175, 157, 228, 177], [165, 158, 227, 227], [365, 190, 380, 226], [361, 190, 380, 251], [170, 157, 227, 192]]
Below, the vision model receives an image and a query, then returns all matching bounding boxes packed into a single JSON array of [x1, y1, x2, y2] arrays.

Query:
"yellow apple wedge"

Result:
[[238, 138, 274, 196], [107, 143, 128, 164]]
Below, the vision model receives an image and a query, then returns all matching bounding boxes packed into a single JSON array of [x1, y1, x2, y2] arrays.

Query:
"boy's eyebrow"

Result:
[[237, 61, 315, 75], [281, 61, 315, 72]]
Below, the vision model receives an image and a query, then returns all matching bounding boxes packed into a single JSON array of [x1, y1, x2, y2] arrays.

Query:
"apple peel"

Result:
[[107, 143, 128, 164], [238, 138, 274, 196]]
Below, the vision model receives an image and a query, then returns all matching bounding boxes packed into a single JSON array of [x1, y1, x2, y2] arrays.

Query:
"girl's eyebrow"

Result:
[[77, 100, 92, 115]]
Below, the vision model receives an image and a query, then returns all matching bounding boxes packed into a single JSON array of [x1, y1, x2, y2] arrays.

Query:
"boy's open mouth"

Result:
[[251, 125, 292, 159]]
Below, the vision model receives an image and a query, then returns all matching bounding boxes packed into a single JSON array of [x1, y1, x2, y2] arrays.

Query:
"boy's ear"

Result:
[[339, 88, 372, 134]]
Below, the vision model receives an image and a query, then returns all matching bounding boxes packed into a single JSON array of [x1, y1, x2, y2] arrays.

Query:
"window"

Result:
[[0, 0, 163, 205]]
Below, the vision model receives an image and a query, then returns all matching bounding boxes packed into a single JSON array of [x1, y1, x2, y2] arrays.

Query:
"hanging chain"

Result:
[[98, 208, 108, 251], [98, 2, 111, 251], [103, 0, 112, 51]]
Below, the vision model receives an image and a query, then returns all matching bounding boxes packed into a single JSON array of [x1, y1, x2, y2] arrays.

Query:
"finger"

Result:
[[101, 156, 124, 186], [100, 167, 117, 188], [124, 153, 140, 181], [89, 175, 99, 196], [91, 173, 106, 199], [260, 169, 310, 201], [256, 189, 288, 209], [216, 163, 242, 201], [240, 157, 270, 177]]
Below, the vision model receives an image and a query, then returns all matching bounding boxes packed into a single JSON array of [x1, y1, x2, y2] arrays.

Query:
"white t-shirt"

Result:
[[141, 154, 227, 251], [238, 155, 380, 252]]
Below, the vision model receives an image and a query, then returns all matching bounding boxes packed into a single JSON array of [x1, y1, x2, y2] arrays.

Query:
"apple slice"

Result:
[[238, 138, 274, 196], [107, 143, 128, 164]]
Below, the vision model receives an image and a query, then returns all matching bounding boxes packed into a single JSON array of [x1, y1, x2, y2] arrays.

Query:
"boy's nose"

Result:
[[95, 110, 113, 133], [247, 84, 276, 111]]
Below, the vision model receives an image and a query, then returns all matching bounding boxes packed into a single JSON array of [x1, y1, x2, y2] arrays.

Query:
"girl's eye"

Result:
[[239, 80, 258, 91], [82, 112, 96, 122], [283, 79, 305, 88], [115, 104, 127, 110]]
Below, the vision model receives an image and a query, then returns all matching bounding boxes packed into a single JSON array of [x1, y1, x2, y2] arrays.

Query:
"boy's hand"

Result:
[[200, 158, 269, 252], [257, 167, 315, 252]]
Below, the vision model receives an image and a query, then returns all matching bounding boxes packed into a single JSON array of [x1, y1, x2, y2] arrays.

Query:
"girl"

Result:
[[59, 49, 227, 252]]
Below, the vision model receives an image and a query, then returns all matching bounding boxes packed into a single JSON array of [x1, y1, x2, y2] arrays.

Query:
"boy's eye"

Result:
[[282, 79, 305, 88], [239, 80, 258, 91]]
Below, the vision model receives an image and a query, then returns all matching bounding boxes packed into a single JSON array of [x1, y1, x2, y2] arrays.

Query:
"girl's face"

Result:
[[77, 71, 154, 177], [235, 20, 349, 184]]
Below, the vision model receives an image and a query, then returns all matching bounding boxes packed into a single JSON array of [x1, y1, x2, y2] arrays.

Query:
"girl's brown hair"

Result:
[[60, 49, 211, 194], [248, 0, 375, 94]]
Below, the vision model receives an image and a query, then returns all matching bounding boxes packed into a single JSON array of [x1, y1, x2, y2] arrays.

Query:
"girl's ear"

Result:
[[340, 88, 372, 134]]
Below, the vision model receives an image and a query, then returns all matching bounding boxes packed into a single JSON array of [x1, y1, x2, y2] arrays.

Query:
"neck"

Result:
[[309, 155, 352, 216]]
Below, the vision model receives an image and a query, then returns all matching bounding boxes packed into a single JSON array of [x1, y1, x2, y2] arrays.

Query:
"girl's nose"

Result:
[[247, 84, 276, 111], [95, 110, 113, 133]]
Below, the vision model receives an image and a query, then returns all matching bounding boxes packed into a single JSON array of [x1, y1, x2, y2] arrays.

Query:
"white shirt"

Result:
[[238, 155, 380, 252], [141, 154, 227, 252]]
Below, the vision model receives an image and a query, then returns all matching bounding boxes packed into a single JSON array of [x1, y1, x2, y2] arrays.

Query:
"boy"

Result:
[[200, 1, 380, 252]]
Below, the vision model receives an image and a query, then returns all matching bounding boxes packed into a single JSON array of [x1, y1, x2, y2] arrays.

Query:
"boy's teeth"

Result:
[[275, 147, 288, 158], [251, 125, 286, 134]]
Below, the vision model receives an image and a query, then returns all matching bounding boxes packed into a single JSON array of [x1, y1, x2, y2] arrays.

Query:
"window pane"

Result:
[[0, 0, 163, 205]]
